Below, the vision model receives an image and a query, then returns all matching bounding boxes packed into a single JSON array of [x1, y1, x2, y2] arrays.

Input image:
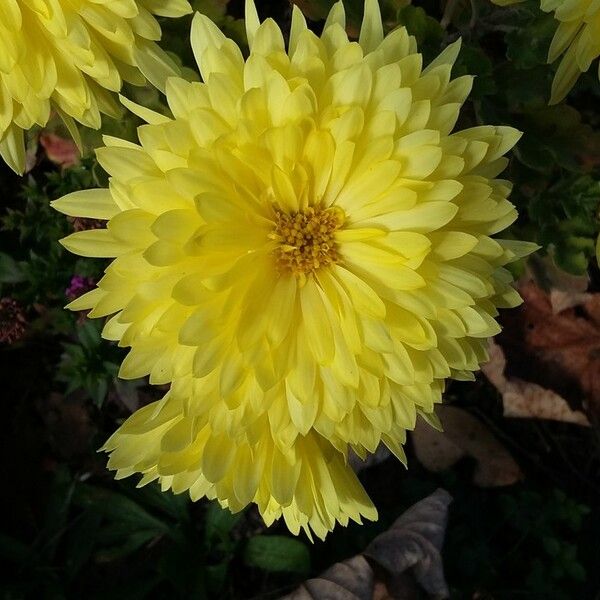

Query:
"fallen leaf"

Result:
[[549, 289, 592, 314], [411, 406, 523, 487], [365, 489, 452, 598], [281, 489, 452, 600], [39, 132, 80, 168], [524, 254, 591, 313], [283, 555, 374, 600], [482, 341, 590, 427], [497, 281, 600, 424]]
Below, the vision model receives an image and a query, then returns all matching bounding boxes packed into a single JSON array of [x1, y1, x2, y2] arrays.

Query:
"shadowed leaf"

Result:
[[281, 489, 452, 600]]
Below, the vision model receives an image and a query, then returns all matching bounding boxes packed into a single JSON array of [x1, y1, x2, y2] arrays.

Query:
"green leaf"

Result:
[[543, 536, 560, 558], [243, 535, 310, 574], [0, 251, 26, 283], [121, 481, 190, 524], [554, 247, 589, 275], [89, 377, 108, 407], [204, 502, 243, 544], [396, 6, 443, 46], [505, 12, 555, 70], [64, 509, 102, 578], [515, 106, 600, 174], [453, 45, 497, 99], [96, 530, 160, 562], [77, 320, 101, 349], [74, 484, 170, 535], [102, 361, 120, 377], [41, 466, 76, 561]]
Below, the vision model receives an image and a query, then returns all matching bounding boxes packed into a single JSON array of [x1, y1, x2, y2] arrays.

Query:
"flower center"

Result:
[[270, 206, 345, 277]]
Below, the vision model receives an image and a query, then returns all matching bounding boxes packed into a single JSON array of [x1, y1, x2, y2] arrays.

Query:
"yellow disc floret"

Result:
[[271, 206, 345, 279]]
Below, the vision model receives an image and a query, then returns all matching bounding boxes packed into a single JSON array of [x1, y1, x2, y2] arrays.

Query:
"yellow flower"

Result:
[[0, 0, 192, 174], [53, 0, 533, 539], [492, 0, 600, 104]]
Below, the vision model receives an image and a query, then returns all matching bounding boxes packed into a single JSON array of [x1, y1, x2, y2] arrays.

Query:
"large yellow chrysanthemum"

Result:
[[0, 0, 191, 174], [493, 0, 600, 104], [53, 0, 533, 539]]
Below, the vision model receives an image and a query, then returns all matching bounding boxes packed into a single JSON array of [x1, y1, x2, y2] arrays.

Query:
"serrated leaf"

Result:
[[77, 320, 101, 349], [396, 5, 443, 45], [505, 13, 555, 70], [90, 378, 108, 407]]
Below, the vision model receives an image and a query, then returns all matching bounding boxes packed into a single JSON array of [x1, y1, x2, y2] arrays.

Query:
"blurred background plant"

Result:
[[1, 0, 599, 598]]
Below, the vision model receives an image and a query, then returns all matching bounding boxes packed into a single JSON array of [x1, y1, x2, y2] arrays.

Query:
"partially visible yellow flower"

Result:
[[53, 0, 534, 539], [0, 0, 192, 174], [492, 0, 600, 104]]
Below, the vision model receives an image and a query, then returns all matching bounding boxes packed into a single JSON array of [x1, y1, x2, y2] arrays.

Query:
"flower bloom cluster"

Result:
[[0, 0, 191, 174], [53, 0, 533, 539], [493, 0, 600, 104], [66, 275, 96, 302]]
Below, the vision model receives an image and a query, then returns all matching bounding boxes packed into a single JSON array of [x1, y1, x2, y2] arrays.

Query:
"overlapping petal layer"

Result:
[[0, 0, 191, 174], [493, 0, 600, 103], [53, 0, 534, 538]]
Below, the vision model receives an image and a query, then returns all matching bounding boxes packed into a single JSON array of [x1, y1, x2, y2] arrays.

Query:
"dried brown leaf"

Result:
[[498, 281, 600, 424], [549, 289, 592, 314], [365, 489, 452, 599], [411, 406, 522, 487], [39, 132, 80, 168], [528, 255, 590, 295], [482, 341, 590, 426], [280, 490, 452, 600]]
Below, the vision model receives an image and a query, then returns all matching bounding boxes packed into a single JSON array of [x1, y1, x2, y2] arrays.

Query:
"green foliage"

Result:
[[56, 320, 122, 407], [498, 489, 589, 598], [244, 535, 311, 574], [504, 7, 555, 70], [395, 5, 443, 52], [1, 467, 249, 599], [526, 175, 600, 273], [0, 251, 26, 284], [1, 159, 104, 307]]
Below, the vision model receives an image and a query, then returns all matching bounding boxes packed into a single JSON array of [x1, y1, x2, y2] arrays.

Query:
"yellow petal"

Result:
[[51, 189, 119, 220], [359, 0, 384, 54]]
